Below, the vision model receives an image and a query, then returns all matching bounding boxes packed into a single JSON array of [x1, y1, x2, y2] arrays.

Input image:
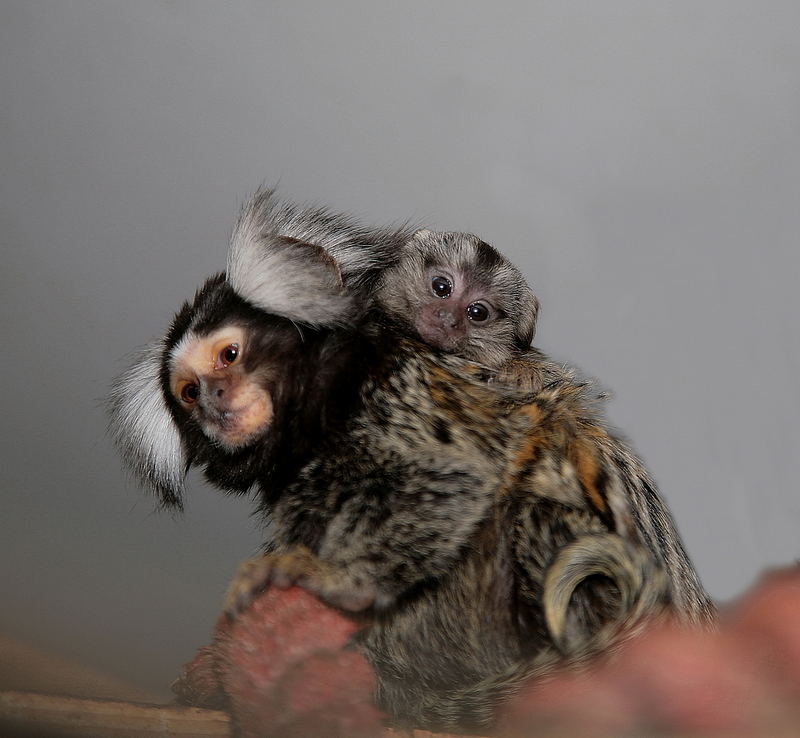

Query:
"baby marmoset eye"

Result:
[[466, 301, 491, 322], [430, 272, 494, 324], [431, 275, 453, 298]]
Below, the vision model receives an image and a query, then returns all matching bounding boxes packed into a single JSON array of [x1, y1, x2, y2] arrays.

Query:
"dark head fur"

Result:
[[108, 193, 369, 508]]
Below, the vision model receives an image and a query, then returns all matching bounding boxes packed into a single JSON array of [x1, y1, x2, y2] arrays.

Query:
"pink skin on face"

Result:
[[414, 269, 490, 352], [198, 376, 274, 449]]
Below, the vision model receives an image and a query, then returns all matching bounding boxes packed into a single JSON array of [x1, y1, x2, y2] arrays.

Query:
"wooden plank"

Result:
[[0, 691, 231, 737], [0, 690, 482, 737]]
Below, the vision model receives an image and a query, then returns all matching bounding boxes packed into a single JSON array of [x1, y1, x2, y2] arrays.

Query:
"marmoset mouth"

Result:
[[202, 393, 274, 450], [416, 319, 464, 351]]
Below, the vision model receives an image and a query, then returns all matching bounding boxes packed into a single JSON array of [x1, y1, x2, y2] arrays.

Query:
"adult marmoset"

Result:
[[108, 194, 708, 730]]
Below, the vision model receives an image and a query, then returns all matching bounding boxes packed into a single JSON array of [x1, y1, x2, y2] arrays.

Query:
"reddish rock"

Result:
[[176, 586, 383, 737]]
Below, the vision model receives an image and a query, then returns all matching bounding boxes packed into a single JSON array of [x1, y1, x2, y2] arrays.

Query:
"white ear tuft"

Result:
[[107, 342, 186, 508], [227, 190, 356, 326]]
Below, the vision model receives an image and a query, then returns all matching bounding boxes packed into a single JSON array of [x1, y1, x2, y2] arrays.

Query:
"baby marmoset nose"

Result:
[[437, 308, 459, 327]]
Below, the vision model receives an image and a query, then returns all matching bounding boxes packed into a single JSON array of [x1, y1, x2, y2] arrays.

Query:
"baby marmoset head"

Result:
[[376, 229, 539, 368]]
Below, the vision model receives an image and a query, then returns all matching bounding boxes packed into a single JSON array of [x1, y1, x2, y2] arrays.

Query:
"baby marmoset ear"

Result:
[[410, 228, 433, 242], [227, 189, 357, 327], [107, 341, 188, 509], [513, 286, 539, 348]]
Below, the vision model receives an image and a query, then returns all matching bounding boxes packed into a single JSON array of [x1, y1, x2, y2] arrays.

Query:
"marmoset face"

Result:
[[376, 229, 539, 367], [167, 324, 274, 451]]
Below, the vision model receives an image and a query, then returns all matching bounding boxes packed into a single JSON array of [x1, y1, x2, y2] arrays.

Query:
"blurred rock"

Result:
[[175, 586, 383, 738]]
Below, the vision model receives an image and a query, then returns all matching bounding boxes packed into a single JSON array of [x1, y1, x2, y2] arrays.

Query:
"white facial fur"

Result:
[[107, 341, 187, 502]]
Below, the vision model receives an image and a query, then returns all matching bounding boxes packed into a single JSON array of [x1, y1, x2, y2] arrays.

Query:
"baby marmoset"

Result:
[[374, 227, 566, 392], [246, 190, 713, 625]]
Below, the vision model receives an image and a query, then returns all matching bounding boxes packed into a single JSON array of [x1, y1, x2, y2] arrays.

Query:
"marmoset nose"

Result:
[[202, 376, 230, 400], [437, 309, 458, 328]]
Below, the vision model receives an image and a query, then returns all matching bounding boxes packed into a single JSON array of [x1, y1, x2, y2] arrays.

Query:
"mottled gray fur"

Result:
[[543, 533, 672, 654]]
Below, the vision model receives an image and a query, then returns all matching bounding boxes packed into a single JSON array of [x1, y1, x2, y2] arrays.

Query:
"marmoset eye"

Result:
[[431, 276, 452, 298], [220, 344, 240, 366], [466, 302, 490, 322], [180, 383, 200, 404]]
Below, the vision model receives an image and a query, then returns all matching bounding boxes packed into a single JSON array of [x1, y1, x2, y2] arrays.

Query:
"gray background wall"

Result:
[[1, 1, 798, 698]]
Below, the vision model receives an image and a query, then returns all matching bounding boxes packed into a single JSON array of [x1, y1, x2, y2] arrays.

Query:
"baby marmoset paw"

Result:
[[224, 546, 376, 617], [491, 352, 574, 394], [491, 359, 550, 393]]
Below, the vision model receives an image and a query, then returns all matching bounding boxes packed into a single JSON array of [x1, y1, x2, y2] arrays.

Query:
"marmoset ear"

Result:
[[107, 341, 187, 509], [227, 189, 356, 327], [514, 289, 540, 348]]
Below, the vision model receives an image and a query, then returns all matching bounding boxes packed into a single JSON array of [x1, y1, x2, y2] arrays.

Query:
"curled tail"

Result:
[[543, 532, 672, 657]]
